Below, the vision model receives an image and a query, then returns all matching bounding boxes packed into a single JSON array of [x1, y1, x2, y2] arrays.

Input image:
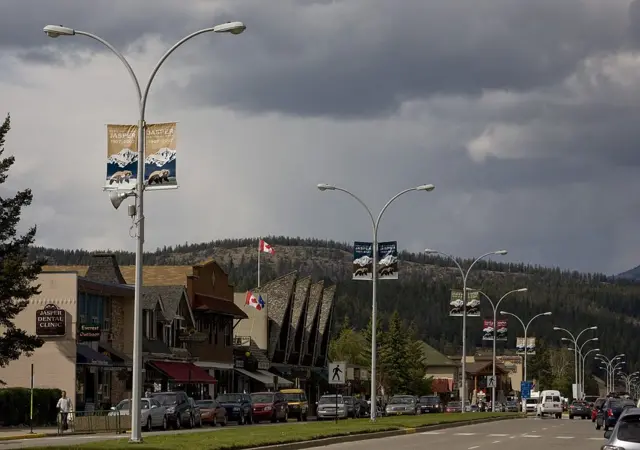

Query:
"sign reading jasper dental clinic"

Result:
[[36, 304, 66, 337]]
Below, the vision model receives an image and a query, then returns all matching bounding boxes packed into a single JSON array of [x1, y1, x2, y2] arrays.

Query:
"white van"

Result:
[[537, 390, 563, 418]]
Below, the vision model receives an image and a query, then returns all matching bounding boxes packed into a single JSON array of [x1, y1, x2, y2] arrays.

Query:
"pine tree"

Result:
[[361, 315, 385, 394], [406, 322, 432, 396], [0, 114, 44, 374], [527, 338, 552, 389], [380, 311, 411, 394]]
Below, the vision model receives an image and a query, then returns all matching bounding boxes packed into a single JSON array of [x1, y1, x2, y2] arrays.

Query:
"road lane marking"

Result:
[[522, 434, 541, 438], [492, 440, 501, 444], [541, 427, 548, 430], [588, 437, 604, 440], [488, 434, 509, 437], [556, 436, 574, 439], [455, 433, 477, 436], [468, 446, 479, 449], [420, 431, 445, 435]]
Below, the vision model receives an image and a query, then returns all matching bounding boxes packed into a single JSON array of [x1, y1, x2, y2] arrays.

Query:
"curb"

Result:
[[0, 433, 53, 441], [250, 415, 522, 450]]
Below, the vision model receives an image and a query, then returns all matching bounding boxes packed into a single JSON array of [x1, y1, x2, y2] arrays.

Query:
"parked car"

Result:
[[196, 399, 228, 426], [505, 401, 519, 413], [343, 396, 359, 418], [595, 397, 636, 431], [445, 401, 463, 413], [356, 397, 370, 417], [149, 391, 194, 429], [250, 392, 288, 423], [187, 397, 202, 427], [592, 397, 607, 422], [603, 407, 640, 448], [109, 398, 167, 431], [216, 393, 253, 425], [418, 395, 442, 413], [316, 394, 348, 420], [568, 400, 591, 420], [386, 395, 420, 415], [280, 389, 309, 421]]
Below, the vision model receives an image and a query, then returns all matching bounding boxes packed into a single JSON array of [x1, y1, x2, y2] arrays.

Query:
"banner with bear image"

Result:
[[105, 122, 178, 191]]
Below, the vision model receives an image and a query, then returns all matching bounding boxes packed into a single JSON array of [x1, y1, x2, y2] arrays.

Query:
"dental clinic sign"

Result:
[[35, 304, 66, 337]]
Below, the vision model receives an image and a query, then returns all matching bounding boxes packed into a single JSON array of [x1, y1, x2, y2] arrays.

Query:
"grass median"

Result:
[[31, 412, 516, 450]]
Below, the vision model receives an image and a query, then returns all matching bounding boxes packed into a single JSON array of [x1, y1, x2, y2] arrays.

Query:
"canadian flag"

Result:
[[259, 239, 275, 254]]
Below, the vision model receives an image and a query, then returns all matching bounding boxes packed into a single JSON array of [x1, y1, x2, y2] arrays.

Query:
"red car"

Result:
[[250, 392, 289, 423]]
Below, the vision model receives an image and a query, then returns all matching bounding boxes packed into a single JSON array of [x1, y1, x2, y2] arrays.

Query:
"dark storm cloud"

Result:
[[178, 0, 630, 118]]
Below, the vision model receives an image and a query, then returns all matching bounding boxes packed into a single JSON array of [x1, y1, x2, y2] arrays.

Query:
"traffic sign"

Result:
[[487, 376, 496, 388], [328, 361, 346, 385], [520, 381, 533, 399]]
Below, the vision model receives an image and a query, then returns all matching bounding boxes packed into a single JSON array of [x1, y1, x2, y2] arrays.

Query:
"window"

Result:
[[617, 416, 640, 443], [552, 396, 561, 403], [214, 320, 218, 345], [224, 319, 231, 347]]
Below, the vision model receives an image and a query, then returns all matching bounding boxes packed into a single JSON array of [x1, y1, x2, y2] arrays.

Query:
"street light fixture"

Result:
[[44, 21, 246, 443], [500, 310, 552, 412], [318, 183, 435, 421], [472, 288, 527, 412], [425, 249, 508, 413], [553, 326, 597, 399], [596, 354, 625, 393]]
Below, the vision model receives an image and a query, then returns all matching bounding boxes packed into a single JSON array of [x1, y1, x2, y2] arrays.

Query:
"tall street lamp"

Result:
[[596, 354, 625, 393], [500, 310, 552, 410], [618, 371, 640, 393], [317, 183, 435, 420], [44, 21, 247, 443], [567, 347, 600, 399], [424, 250, 507, 413], [472, 288, 528, 412], [553, 326, 597, 399], [575, 337, 598, 398]]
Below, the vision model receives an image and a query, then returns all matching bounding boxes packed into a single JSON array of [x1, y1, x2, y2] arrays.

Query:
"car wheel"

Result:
[[302, 413, 307, 422], [271, 413, 277, 423], [248, 414, 253, 425], [213, 416, 217, 427], [596, 422, 602, 430], [197, 415, 202, 427], [146, 417, 152, 432], [188, 414, 194, 429], [175, 415, 181, 430], [280, 411, 288, 423], [221, 415, 227, 427], [161, 416, 168, 431], [605, 425, 609, 432], [239, 413, 245, 425], [569, 415, 574, 420]]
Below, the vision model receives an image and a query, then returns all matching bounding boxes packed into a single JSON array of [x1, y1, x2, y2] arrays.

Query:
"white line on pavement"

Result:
[[468, 446, 479, 449], [420, 431, 445, 435], [492, 441, 501, 444], [588, 437, 605, 441], [488, 434, 509, 437], [455, 433, 477, 436], [522, 434, 541, 438], [555, 436, 574, 439]]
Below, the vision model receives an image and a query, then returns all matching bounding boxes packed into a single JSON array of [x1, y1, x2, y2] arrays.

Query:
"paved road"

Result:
[[310, 416, 608, 450], [0, 420, 300, 449]]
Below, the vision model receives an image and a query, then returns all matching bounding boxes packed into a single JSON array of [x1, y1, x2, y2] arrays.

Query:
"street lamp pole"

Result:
[[473, 288, 528, 412], [43, 21, 247, 443], [596, 354, 625, 393], [500, 310, 552, 412], [553, 326, 597, 399], [575, 338, 598, 398], [424, 250, 508, 413], [568, 347, 600, 398], [318, 183, 435, 421]]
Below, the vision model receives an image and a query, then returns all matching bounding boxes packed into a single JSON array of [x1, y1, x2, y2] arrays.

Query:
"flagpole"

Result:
[[257, 236, 261, 288]]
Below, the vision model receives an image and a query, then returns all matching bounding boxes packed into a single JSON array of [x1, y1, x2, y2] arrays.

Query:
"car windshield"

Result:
[[389, 396, 414, 404], [319, 396, 341, 404], [448, 402, 461, 407], [196, 400, 216, 409], [572, 401, 587, 406], [251, 394, 274, 403], [551, 396, 561, 402], [282, 393, 304, 402], [617, 416, 640, 443], [420, 396, 439, 404], [217, 394, 243, 403], [610, 400, 634, 409], [150, 393, 177, 406], [116, 399, 149, 410]]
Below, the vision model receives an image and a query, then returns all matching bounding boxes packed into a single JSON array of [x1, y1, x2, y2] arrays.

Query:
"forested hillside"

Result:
[[31, 236, 640, 373]]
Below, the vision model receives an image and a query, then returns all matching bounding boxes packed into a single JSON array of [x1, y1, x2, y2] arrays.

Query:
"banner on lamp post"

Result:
[[105, 122, 178, 191], [377, 241, 398, 280], [352, 242, 373, 281], [449, 289, 480, 317], [516, 337, 536, 355]]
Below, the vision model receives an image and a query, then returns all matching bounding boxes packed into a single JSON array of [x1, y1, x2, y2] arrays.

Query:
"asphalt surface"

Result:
[[0, 420, 302, 448], [310, 416, 608, 450]]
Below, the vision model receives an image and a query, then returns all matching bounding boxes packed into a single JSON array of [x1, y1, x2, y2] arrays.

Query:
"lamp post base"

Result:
[[128, 438, 144, 444]]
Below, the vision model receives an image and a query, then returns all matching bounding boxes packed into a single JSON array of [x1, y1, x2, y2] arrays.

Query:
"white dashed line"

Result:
[[588, 437, 605, 441], [455, 433, 477, 436], [421, 431, 445, 435], [492, 440, 501, 444], [488, 434, 509, 437], [556, 436, 574, 439], [522, 434, 541, 438], [468, 446, 479, 449]]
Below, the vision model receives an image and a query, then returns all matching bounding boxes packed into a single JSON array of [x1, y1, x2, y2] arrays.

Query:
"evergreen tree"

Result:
[[361, 315, 386, 395], [0, 114, 44, 374], [405, 322, 432, 396], [380, 311, 411, 394], [527, 338, 552, 389]]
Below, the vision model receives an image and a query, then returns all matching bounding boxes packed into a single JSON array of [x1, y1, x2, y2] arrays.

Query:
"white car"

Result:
[[536, 390, 563, 419], [109, 398, 168, 431]]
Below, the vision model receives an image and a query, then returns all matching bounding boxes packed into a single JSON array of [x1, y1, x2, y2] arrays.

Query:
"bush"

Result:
[[0, 387, 61, 426]]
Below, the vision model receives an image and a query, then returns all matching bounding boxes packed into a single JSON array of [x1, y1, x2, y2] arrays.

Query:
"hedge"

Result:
[[0, 387, 61, 426]]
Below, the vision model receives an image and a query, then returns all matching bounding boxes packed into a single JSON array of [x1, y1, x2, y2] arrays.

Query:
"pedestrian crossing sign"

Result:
[[328, 361, 346, 385], [487, 376, 496, 388]]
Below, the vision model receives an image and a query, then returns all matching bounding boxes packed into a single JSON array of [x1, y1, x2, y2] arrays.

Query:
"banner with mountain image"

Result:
[[105, 122, 178, 191], [516, 337, 536, 355], [482, 319, 508, 341], [377, 241, 398, 280], [352, 241, 373, 281], [449, 289, 481, 316]]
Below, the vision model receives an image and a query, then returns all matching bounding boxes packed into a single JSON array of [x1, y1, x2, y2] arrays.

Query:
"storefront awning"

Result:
[[98, 343, 132, 366], [234, 368, 293, 387], [77, 344, 112, 365], [149, 361, 217, 384], [195, 361, 234, 370]]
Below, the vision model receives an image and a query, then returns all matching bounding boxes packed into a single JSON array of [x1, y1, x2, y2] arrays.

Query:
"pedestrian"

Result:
[[56, 391, 72, 432]]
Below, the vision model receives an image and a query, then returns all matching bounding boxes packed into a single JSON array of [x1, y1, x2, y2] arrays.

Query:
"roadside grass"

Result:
[[29, 412, 515, 450]]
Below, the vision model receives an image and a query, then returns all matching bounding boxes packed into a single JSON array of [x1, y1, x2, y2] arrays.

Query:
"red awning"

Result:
[[150, 361, 217, 384]]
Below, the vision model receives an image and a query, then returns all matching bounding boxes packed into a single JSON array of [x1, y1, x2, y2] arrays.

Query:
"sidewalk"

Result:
[[0, 427, 58, 441]]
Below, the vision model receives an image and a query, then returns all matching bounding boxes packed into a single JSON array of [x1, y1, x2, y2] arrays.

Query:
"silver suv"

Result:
[[602, 407, 640, 449], [316, 395, 348, 420]]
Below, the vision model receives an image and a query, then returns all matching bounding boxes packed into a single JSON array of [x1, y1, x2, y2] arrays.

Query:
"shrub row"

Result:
[[0, 387, 61, 426]]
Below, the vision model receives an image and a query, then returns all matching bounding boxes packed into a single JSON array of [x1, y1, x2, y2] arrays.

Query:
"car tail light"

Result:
[[607, 408, 613, 417]]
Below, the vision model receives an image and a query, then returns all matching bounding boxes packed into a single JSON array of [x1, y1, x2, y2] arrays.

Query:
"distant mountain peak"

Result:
[[108, 148, 137, 168]]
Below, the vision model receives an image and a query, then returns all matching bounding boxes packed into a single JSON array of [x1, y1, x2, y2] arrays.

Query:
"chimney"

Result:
[[84, 253, 128, 285]]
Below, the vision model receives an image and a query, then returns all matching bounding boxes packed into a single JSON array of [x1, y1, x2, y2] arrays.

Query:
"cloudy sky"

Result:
[[2, 0, 640, 275]]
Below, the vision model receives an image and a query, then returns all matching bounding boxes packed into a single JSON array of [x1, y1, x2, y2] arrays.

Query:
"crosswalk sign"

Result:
[[328, 361, 346, 385], [487, 376, 496, 388]]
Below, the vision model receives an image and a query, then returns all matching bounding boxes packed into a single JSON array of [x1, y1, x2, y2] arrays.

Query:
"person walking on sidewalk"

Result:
[[56, 391, 72, 432]]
